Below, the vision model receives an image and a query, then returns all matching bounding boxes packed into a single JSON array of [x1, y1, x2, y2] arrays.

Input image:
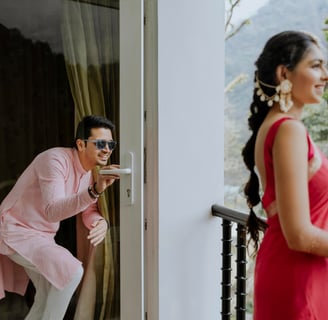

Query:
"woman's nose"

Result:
[[323, 65, 328, 80]]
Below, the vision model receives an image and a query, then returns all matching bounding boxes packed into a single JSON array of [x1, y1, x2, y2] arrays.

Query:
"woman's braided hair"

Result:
[[241, 30, 320, 254]]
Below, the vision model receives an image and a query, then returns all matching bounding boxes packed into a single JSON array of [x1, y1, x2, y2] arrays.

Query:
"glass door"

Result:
[[0, 1, 145, 319]]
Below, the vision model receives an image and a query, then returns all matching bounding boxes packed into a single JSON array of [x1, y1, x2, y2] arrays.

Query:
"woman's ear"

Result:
[[275, 65, 289, 83]]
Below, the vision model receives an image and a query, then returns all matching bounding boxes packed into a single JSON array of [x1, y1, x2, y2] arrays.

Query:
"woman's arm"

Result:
[[273, 120, 328, 256]]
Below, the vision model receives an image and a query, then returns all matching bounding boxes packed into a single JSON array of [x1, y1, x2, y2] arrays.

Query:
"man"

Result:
[[0, 115, 119, 319]]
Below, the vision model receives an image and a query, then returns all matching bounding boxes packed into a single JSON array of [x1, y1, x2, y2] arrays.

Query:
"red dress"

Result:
[[254, 117, 328, 319]]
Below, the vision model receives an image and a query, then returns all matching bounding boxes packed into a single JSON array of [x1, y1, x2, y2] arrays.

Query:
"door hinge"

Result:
[[145, 311, 148, 320], [144, 218, 148, 231], [144, 147, 147, 184]]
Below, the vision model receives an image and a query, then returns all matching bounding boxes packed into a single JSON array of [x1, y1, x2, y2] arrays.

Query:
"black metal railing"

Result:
[[212, 204, 249, 320]]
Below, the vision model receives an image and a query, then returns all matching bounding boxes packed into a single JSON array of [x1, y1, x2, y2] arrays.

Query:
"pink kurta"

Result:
[[0, 147, 104, 299]]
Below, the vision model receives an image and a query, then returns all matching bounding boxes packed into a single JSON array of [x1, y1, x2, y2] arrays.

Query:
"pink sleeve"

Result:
[[37, 151, 97, 222], [81, 201, 105, 230]]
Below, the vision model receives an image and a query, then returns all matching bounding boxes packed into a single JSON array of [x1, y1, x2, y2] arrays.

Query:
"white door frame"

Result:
[[144, 0, 159, 319], [120, 1, 145, 319]]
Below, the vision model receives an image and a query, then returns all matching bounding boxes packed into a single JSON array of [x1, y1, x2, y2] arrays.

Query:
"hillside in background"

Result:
[[225, 0, 328, 191]]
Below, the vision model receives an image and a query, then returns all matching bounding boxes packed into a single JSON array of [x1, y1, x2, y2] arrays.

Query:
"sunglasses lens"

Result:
[[108, 141, 116, 150], [95, 140, 116, 150], [96, 140, 107, 149]]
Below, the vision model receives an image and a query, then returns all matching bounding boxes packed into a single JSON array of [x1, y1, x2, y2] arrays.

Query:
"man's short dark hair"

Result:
[[74, 115, 115, 148]]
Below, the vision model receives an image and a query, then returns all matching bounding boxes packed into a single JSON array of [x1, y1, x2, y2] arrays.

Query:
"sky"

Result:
[[227, 0, 270, 24]]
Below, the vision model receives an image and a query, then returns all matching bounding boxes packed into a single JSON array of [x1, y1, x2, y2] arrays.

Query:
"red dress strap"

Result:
[[264, 117, 293, 162]]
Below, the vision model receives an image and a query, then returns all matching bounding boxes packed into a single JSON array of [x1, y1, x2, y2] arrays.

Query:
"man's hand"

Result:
[[87, 219, 108, 246], [95, 164, 120, 194]]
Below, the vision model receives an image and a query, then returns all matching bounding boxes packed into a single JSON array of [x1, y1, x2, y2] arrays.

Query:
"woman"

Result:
[[242, 30, 328, 319]]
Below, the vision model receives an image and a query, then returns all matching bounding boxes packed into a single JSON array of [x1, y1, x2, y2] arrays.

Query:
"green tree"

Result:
[[323, 18, 328, 42], [224, 0, 250, 190], [225, 0, 250, 41]]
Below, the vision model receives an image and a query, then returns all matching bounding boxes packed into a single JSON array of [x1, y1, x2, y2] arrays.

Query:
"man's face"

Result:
[[77, 127, 114, 170]]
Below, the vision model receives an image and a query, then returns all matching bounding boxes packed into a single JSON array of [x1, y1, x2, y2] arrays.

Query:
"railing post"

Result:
[[221, 219, 232, 319], [212, 204, 253, 320], [235, 223, 247, 320]]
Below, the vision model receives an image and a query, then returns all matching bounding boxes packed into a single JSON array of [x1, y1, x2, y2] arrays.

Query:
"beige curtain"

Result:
[[61, 1, 119, 319]]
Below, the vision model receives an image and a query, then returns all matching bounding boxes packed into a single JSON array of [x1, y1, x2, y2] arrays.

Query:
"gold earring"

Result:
[[278, 79, 293, 112]]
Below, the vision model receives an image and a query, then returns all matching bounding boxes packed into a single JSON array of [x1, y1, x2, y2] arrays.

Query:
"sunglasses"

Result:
[[84, 139, 117, 151]]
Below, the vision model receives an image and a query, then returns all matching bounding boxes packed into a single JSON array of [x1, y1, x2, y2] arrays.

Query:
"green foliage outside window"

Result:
[[324, 18, 328, 42]]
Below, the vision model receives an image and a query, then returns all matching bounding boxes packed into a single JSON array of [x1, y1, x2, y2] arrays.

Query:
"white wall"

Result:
[[157, 0, 225, 319]]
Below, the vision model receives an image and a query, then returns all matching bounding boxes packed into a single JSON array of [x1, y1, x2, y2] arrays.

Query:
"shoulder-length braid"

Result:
[[241, 31, 321, 254]]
